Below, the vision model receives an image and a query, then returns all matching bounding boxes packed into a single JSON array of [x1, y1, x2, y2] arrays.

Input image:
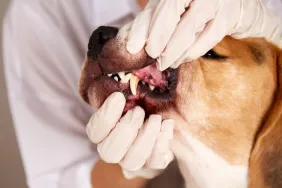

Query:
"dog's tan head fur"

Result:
[[248, 45, 282, 187], [79, 23, 282, 187], [173, 37, 277, 165]]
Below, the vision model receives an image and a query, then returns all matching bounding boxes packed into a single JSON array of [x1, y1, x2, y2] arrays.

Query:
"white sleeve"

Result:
[[260, 0, 282, 19], [3, 1, 99, 188]]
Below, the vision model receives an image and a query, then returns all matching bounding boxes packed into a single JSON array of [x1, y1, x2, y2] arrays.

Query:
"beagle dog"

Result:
[[79, 23, 282, 188]]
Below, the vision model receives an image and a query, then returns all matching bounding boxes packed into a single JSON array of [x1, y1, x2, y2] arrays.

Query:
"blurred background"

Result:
[[0, 0, 28, 187]]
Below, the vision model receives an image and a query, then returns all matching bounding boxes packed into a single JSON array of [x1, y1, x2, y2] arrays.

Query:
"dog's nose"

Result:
[[87, 26, 118, 59]]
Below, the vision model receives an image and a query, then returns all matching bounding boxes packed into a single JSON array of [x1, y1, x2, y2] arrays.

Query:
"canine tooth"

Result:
[[118, 72, 125, 80], [114, 76, 118, 81], [142, 81, 145, 85], [130, 75, 139, 96], [149, 85, 155, 91], [107, 74, 112, 77], [120, 73, 132, 83]]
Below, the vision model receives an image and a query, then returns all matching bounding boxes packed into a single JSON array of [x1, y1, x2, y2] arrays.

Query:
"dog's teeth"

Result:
[[118, 72, 125, 80], [114, 76, 118, 81], [107, 74, 112, 77], [142, 81, 145, 85], [120, 73, 132, 83], [149, 85, 155, 91], [130, 75, 139, 96]]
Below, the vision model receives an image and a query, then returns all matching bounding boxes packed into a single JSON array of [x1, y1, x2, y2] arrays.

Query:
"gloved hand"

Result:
[[126, 0, 282, 71], [86, 92, 174, 179]]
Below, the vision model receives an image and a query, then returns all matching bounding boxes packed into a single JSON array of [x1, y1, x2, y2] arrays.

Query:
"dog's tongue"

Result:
[[132, 63, 167, 87]]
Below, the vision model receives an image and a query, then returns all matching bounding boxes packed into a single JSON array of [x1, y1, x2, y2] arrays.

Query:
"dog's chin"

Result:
[[85, 61, 178, 116]]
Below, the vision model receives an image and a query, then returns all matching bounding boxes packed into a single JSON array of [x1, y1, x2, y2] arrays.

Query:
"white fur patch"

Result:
[[172, 131, 248, 188]]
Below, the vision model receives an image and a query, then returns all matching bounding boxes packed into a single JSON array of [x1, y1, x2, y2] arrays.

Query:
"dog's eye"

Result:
[[202, 50, 227, 60]]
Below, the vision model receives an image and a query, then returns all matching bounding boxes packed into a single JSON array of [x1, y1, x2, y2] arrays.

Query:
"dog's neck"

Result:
[[172, 99, 265, 166], [188, 118, 255, 164], [169, 111, 265, 188], [172, 130, 249, 188]]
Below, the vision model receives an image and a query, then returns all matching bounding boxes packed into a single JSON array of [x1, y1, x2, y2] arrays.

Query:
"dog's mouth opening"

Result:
[[81, 26, 179, 115], [104, 62, 177, 113]]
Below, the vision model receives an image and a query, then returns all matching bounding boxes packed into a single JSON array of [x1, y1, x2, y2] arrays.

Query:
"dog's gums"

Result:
[[104, 62, 177, 113]]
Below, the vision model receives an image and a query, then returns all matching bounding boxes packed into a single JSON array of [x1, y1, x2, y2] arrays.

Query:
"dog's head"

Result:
[[79, 24, 282, 186]]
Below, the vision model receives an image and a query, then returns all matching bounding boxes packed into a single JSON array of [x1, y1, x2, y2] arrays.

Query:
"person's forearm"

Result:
[[91, 159, 185, 188], [137, 0, 148, 9], [91, 159, 148, 188]]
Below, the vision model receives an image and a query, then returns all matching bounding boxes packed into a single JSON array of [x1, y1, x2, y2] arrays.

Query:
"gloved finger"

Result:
[[86, 92, 125, 144], [145, 0, 192, 59], [119, 115, 162, 171], [122, 167, 163, 180], [126, 0, 160, 54], [171, 2, 236, 68], [145, 119, 175, 169], [97, 106, 145, 163], [157, 0, 220, 71], [229, 0, 261, 38], [231, 0, 280, 44]]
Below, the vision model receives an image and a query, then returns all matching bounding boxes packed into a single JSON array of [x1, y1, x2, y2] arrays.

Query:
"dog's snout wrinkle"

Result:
[[87, 26, 118, 60], [79, 61, 103, 103]]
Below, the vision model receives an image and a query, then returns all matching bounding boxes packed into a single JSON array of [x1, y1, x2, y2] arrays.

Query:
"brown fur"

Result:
[[248, 47, 282, 187]]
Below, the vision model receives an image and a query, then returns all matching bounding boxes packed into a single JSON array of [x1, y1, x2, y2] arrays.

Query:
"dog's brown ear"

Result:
[[248, 49, 282, 188]]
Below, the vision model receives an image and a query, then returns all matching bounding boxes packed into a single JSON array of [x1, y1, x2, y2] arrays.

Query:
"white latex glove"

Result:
[[86, 92, 174, 179], [126, 0, 282, 71]]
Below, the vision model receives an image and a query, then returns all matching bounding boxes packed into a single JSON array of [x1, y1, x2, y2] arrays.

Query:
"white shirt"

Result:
[[2, 1, 139, 188], [2, 0, 282, 188]]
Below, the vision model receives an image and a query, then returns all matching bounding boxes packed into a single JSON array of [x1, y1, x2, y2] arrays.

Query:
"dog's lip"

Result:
[[98, 67, 178, 114], [97, 53, 156, 74], [80, 57, 178, 115]]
